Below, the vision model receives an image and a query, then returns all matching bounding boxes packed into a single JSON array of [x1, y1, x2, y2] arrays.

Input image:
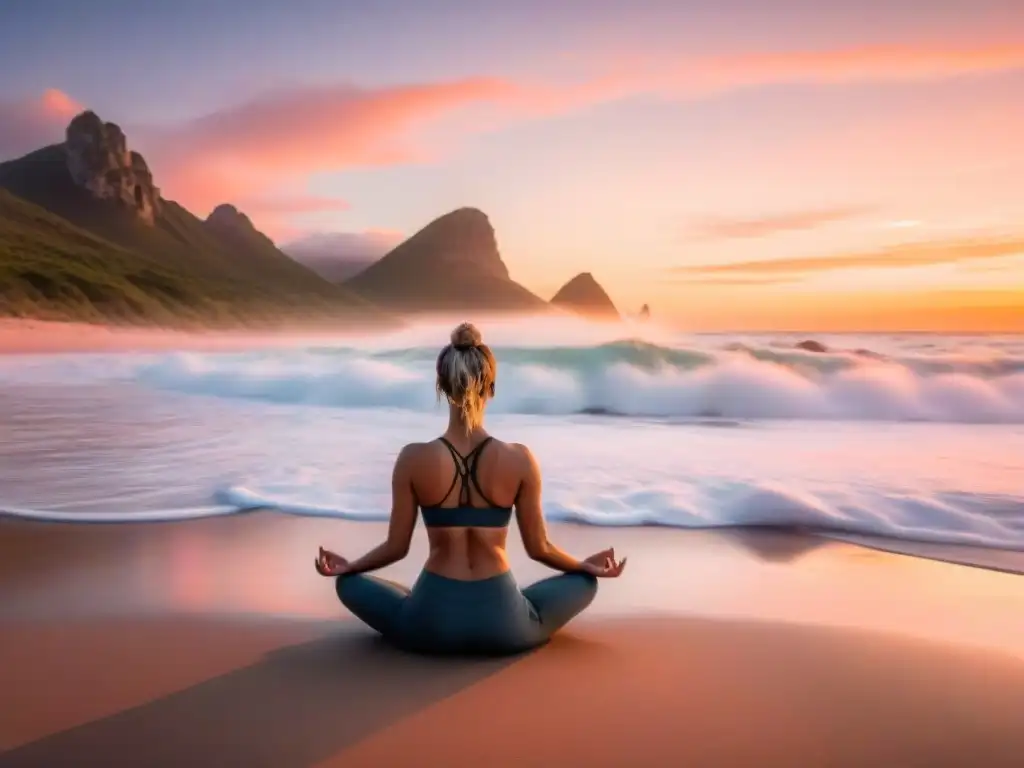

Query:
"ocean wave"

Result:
[[128, 339, 1024, 423], [0, 504, 239, 523], [1, 332, 1022, 423], [4, 481, 1023, 554], [218, 481, 1024, 551]]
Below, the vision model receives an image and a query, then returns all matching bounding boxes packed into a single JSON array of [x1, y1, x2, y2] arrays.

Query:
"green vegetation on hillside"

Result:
[[0, 145, 391, 326], [0, 189, 223, 323]]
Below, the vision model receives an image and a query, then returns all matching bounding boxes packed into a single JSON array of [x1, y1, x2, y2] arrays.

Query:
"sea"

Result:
[[1, 317, 1022, 571]]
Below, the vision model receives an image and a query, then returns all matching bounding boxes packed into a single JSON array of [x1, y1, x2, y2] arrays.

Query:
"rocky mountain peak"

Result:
[[403, 207, 507, 278], [64, 110, 160, 225], [206, 203, 255, 231], [550, 272, 620, 319]]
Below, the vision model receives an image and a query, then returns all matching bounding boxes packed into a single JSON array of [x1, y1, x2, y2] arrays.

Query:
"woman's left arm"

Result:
[[319, 444, 418, 576]]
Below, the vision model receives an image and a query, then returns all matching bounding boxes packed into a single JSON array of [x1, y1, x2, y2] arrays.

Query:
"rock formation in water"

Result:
[[344, 207, 546, 311], [550, 272, 620, 320], [64, 111, 160, 224], [795, 339, 829, 353]]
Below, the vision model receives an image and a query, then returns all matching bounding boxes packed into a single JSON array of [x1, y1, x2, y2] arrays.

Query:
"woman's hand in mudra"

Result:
[[315, 546, 351, 577], [581, 547, 627, 578]]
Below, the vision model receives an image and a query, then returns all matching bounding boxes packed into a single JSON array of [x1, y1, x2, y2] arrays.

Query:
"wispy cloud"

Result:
[[126, 42, 1024, 219], [673, 275, 801, 286], [589, 43, 1024, 103], [671, 236, 1024, 276], [143, 78, 519, 214], [232, 193, 351, 216], [687, 206, 873, 241], [218, 192, 353, 237], [0, 80, 518, 215], [0, 89, 82, 158], [4, 41, 1023, 227], [133, 40, 1024, 216], [703, 43, 1024, 88], [959, 255, 1024, 273]]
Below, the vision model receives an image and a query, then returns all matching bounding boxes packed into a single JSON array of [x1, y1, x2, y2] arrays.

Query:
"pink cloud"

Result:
[[672, 236, 1024, 276], [0, 89, 82, 158], [581, 43, 1024, 103], [688, 206, 874, 241], [145, 78, 520, 213], [219, 193, 353, 239], [234, 193, 351, 215], [4, 41, 1023, 230], [697, 43, 1024, 90]]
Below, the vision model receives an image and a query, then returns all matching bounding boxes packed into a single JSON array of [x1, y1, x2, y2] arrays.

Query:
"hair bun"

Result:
[[450, 322, 483, 349]]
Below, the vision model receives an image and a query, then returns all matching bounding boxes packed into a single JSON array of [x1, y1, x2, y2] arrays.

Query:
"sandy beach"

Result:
[[3, 515, 1024, 767]]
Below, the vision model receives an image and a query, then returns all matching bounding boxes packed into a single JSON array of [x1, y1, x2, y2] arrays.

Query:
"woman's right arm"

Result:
[[513, 444, 591, 573]]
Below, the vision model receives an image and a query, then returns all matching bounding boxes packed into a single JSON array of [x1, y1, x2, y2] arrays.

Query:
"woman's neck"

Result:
[[445, 406, 487, 442]]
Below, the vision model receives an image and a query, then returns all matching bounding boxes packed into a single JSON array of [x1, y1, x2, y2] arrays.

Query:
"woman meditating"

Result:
[[315, 322, 626, 655]]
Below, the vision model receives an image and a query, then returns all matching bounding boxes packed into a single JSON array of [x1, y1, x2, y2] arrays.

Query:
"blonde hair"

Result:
[[436, 322, 496, 432]]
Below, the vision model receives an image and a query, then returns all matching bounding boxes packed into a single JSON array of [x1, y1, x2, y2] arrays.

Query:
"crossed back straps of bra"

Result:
[[419, 437, 513, 528]]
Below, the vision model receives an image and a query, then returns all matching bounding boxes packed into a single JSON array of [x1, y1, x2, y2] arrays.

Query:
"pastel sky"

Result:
[[1, 0, 1022, 330]]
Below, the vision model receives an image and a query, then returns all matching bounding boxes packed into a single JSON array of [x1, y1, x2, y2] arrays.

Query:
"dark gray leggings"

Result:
[[336, 569, 598, 655]]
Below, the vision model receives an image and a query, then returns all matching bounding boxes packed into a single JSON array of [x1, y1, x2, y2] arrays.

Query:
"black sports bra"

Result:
[[420, 437, 513, 528]]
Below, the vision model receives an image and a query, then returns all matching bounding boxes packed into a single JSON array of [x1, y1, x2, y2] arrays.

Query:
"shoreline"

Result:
[[3, 514, 1023, 657], [3, 517, 1024, 764], [4, 504, 1024, 577], [823, 532, 1024, 578]]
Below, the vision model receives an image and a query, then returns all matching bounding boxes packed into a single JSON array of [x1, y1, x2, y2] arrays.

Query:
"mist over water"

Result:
[[1, 317, 1023, 562]]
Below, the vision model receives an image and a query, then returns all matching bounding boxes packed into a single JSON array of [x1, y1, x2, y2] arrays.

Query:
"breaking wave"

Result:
[[122, 339, 1024, 423], [4, 480, 1023, 556]]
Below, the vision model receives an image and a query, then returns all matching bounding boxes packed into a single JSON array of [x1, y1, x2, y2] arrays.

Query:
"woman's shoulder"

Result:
[[394, 440, 434, 462], [395, 437, 534, 466], [487, 438, 536, 471]]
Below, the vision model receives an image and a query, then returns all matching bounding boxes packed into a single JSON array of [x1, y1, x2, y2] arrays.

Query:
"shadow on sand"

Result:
[[0, 627, 525, 768]]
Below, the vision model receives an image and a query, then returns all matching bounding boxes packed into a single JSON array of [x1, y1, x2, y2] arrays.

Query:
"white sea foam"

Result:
[[4, 479, 1022, 554], [6, 339, 1020, 422], [0, 504, 239, 523], [120, 337, 1024, 423], [1, 326, 1022, 560], [216, 481, 1024, 550]]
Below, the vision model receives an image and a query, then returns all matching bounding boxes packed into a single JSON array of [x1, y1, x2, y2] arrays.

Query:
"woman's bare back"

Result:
[[408, 433, 525, 580], [315, 321, 625, 655]]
